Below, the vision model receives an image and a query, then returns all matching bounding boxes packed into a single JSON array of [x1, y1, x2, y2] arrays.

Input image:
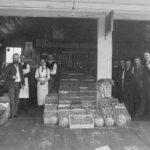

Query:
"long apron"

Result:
[[19, 77, 29, 98], [37, 78, 48, 105]]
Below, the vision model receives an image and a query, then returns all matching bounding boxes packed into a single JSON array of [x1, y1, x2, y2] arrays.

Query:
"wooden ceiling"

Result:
[[0, 17, 97, 43]]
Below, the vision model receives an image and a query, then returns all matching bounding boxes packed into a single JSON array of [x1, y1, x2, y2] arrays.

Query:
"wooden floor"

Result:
[[0, 107, 150, 150]]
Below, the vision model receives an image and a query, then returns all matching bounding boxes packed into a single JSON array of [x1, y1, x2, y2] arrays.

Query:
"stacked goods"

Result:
[[69, 115, 94, 129], [59, 91, 69, 101], [44, 104, 58, 112], [86, 109, 104, 127], [98, 98, 131, 127], [82, 101, 96, 110], [0, 109, 6, 125], [113, 103, 131, 126], [0, 103, 10, 125], [43, 75, 131, 128], [96, 79, 114, 98], [58, 103, 71, 110], [58, 109, 87, 128], [43, 111, 58, 125], [45, 93, 58, 104], [71, 103, 83, 109], [99, 100, 116, 127], [44, 98, 58, 125]]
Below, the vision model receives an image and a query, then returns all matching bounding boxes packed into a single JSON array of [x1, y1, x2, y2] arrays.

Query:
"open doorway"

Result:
[[6, 47, 22, 64]]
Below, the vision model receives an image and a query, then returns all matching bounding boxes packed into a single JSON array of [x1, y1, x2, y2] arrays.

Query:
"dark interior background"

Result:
[[0, 17, 150, 65]]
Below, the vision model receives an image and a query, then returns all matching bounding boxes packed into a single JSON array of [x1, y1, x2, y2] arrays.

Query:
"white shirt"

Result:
[[15, 65, 21, 82]]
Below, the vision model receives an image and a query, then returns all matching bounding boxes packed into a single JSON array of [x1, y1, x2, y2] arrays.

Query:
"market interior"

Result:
[[0, 16, 150, 150]]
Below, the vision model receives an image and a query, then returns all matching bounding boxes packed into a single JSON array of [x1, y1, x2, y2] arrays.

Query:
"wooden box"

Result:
[[69, 115, 94, 129]]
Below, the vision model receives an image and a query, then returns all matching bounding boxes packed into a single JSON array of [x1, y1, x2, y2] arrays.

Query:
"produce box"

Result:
[[69, 91, 79, 97], [82, 101, 96, 109], [58, 104, 71, 110], [43, 111, 58, 125], [113, 102, 131, 124], [69, 115, 94, 129], [0, 96, 10, 103], [71, 104, 83, 109], [59, 96, 70, 101], [44, 110, 58, 118], [58, 109, 87, 119], [0, 103, 10, 125], [98, 99, 116, 122], [45, 94, 58, 104], [80, 96, 96, 101], [44, 104, 58, 112], [69, 97, 81, 102], [59, 91, 69, 98], [0, 109, 6, 125], [59, 101, 71, 104]]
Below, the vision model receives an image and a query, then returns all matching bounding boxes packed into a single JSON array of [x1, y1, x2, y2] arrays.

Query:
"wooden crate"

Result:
[[69, 115, 94, 129], [45, 94, 58, 104]]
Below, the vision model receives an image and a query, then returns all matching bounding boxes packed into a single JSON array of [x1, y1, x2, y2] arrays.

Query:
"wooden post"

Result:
[[97, 15, 113, 110]]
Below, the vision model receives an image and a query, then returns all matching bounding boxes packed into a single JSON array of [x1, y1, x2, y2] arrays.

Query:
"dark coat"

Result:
[[143, 65, 150, 89], [112, 66, 120, 87], [4, 63, 25, 87], [123, 67, 133, 91], [132, 65, 144, 89]]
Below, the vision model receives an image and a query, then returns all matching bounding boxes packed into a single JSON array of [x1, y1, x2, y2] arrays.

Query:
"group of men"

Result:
[[112, 52, 150, 118], [4, 53, 57, 118]]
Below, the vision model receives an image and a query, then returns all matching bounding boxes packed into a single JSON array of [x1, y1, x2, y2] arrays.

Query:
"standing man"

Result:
[[118, 59, 125, 102], [132, 57, 144, 117], [112, 60, 120, 99], [143, 52, 150, 116], [46, 54, 57, 93], [4, 53, 24, 118], [19, 54, 30, 111], [35, 59, 50, 106], [123, 60, 133, 115]]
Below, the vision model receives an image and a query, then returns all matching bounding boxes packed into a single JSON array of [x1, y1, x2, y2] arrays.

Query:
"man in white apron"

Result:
[[35, 59, 50, 106], [19, 54, 30, 111]]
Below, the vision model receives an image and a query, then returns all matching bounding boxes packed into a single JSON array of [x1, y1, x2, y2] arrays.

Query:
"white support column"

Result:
[[97, 16, 112, 80], [96, 16, 113, 108]]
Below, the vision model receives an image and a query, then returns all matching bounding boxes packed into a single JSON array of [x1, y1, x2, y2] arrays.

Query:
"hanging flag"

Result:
[[105, 11, 114, 37]]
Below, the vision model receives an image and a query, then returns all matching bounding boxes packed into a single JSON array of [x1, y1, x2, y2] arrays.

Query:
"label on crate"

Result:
[[99, 100, 115, 117]]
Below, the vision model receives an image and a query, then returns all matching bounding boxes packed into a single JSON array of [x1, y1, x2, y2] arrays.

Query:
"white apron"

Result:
[[35, 67, 50, 106], [19, 78, 29, 98], [19, 63, 30, 98]]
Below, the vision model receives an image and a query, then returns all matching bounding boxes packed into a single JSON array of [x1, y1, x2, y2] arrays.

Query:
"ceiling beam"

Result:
[[0, 0, 150, 20]]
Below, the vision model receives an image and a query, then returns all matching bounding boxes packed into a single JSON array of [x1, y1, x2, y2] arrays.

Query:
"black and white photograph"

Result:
[[0, 0, 150, 150]]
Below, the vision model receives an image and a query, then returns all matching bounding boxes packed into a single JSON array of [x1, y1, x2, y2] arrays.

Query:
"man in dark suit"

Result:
[[143, 52, 150, 116], [4, 53, 25, 118], [46, 54, 57, 93], [122, 60, 133, 115], [132, 57, 144, 117], [118, 59, 125, 102], [112, 60, 120, 99]]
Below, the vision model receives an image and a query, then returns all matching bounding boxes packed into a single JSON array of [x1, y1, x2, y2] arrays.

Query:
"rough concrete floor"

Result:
[[0, 106, 150, 150]]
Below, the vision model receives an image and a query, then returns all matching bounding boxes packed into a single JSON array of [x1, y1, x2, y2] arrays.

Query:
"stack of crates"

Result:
[[58, 73, 97, 104], [43, 92, 58, 125]]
